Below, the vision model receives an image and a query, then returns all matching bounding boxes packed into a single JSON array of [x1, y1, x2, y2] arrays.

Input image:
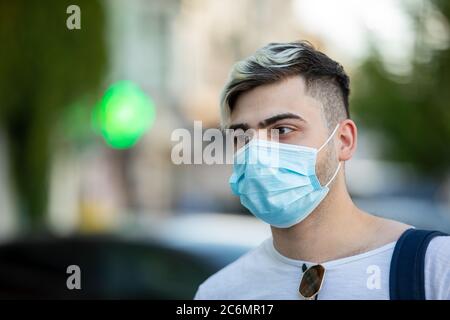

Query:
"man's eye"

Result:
[[275, 127, 294, 135]]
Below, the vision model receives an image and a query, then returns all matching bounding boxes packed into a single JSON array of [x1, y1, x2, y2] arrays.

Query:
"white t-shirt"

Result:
[[194, 236, 450, 300]]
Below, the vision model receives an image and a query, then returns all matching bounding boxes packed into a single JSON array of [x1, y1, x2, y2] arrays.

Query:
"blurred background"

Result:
[[0, 0, 449, 298]]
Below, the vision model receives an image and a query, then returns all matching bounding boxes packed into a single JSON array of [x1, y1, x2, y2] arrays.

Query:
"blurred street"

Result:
[[0, 0, 449, 298]]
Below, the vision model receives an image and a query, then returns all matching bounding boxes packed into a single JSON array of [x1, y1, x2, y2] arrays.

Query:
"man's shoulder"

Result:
[[194, 240, 270, 299], [425, 234, 450, 299], [426, 234, 450, 265]]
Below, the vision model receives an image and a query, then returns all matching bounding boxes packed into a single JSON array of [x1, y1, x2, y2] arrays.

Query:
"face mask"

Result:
[[229, 124, 341, 228]]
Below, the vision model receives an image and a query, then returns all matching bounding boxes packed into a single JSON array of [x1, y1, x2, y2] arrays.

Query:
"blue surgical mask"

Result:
[[229, 124, 341, 228]]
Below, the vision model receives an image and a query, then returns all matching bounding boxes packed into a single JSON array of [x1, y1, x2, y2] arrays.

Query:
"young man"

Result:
[[194, 41, 450, 300]]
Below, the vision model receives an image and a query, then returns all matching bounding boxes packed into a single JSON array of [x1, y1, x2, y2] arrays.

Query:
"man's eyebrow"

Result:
[[258, 112, 306, 128], [227, 123, 250, 131]]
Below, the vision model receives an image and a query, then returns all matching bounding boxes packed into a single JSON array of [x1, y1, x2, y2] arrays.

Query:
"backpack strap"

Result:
[[389, 228, 448, 300]]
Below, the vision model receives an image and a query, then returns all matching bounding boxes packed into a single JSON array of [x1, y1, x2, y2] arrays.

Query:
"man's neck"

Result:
[[270, 177, 388, 264]]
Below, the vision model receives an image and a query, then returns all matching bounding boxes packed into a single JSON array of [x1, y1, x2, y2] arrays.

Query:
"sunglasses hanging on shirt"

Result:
[[299, 263, 326, 300]]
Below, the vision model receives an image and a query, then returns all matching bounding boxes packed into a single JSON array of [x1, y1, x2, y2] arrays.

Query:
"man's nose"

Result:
[[255, 128, 279, 142]]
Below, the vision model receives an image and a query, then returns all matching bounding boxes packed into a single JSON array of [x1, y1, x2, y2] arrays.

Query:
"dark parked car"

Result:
[[0, 213, 268, 299]]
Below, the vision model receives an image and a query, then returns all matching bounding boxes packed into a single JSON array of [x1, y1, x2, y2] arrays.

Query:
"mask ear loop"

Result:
[[317, 124, 340, 153], [325, 162, 341, 188], [317, 124, 341, 188]]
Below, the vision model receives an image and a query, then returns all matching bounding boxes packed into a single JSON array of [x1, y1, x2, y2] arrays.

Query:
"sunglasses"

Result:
[[299, 263, 326, 300]]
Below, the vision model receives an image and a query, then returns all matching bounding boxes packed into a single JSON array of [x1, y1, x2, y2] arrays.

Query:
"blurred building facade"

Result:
[[42, 0, 318, 234], [1, 0, 448, 236]]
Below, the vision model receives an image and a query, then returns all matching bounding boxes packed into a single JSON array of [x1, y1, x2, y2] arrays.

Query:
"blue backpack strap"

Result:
[[389, 228, 448, 300]]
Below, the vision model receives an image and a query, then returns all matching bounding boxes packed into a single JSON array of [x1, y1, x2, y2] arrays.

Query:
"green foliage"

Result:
[[351, 0, 450, 177], [0, 1, 107, 228]]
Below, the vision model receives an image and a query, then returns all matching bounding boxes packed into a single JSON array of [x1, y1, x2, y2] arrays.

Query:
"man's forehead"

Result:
[[230, 98, 322, 130], [235, 76, 308, 106], [229, 76, 323, 125], [228, 111, 307, 132], [230, 107, 302, 124]]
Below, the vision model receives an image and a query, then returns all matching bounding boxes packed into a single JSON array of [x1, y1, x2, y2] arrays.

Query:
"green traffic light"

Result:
[[92, 81, 156, 149]]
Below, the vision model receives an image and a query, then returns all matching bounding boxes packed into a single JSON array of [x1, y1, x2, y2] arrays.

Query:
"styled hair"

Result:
[[220, 41, 350, 130]]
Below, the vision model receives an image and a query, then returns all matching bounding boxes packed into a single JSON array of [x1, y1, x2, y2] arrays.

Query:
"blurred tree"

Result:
[[0, 1, 107, 229], [351, 0, 450, 179]]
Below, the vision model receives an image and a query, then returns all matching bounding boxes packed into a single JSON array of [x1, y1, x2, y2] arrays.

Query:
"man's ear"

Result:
[[337, 119, 357, 162]]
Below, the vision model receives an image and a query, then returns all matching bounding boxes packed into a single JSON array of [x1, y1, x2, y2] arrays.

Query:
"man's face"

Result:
[[229, 76, 338, 186]]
